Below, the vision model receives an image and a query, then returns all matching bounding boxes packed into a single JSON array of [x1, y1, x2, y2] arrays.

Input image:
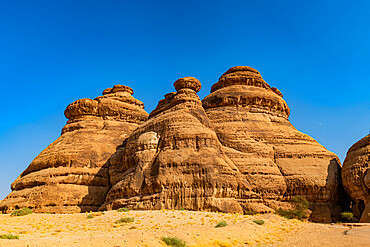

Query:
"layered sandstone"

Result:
[[342, 135, 370, 223], [1, 67, 347, 223], [0, 85, 148, 213], [100, 68, 345, 221], [101, 77, 256, 213], [202, 66, 343, 222]]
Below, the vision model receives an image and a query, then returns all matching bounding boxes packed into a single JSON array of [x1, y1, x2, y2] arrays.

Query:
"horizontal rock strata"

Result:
[[1, 67, 348, 223], [202, 66, 343, 222], [0, 85, 148, 213], [101, 77, 255, 213]]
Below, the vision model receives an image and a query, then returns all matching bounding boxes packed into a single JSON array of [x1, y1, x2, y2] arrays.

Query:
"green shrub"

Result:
[[180, 207, 185, 211], [340, 212, 358, 223], [161, 237, 186, 247], [276, 196, 309, 220], [276, 208, 308, 220], [87, 214, 94, 219], [10, 208, 33, 217], [0, 234, 19, 239], [253, 219, 265, 225], [115, 217, 134, 224], [340, 212, 353, 221], [215, 221, 228, 228], [117, 207, 129, 212], [290, 196, 309, 211]]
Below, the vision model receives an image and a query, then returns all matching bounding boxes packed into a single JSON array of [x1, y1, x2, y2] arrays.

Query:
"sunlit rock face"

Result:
[[101, 70, 345, 222], [202, 66, 344, 222], [0, 85, 148, 213], [101, 77, 254, 214], [342, 135, 370, 223], [0, 67, 347, 223]]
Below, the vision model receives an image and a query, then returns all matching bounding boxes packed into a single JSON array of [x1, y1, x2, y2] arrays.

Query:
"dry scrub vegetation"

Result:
[[0, 209, 368, 247]]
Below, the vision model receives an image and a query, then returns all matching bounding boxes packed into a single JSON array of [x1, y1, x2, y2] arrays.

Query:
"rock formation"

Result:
[[1, 67, 347, 223], [101, 77, 254, 213], [342, 135, 370, 223], [0, 85, 148, 213], [202, 66, 343, 222], [100, 69, 344, 222]]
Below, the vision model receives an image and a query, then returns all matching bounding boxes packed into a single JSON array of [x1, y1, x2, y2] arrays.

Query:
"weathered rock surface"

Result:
[[1, 67, 347, 223], [101, 77, 256, 213], [0, 85, 148, 213], [202, 66, 344, 222], [100, 70, 344, 222], [342, 135, 370, 223]]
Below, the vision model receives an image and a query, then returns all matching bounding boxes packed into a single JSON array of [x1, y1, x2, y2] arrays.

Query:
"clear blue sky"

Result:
[[1, 0, 369, 199]]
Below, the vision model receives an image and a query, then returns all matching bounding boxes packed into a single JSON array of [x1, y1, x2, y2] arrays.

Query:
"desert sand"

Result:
[[0, 210, 369, 247]]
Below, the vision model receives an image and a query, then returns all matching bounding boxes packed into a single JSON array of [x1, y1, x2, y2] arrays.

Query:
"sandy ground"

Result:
[[0, 210, 369, 247]]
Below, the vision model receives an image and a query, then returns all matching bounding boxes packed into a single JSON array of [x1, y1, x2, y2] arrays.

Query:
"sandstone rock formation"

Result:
[[0, 85, 148, 213], [100, 69, 344, 222], [1, 67, 347, 223], [342, 135, 370, 223], [101, 77, 255, 213], [202, 66, 343, 222]]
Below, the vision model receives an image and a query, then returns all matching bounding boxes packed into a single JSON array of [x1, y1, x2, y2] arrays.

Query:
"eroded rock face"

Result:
[[342, 135, 370, 223], [1, 67, 347, 223], [101, 77, 254, 213], [0, 85, 148, 213], [202, 66, 344, 222]]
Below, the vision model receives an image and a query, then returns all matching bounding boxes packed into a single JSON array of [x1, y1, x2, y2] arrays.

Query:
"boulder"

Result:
[[202, 66, 344, 222], [0, 85, 148, 213], [342, 135, 370, 223]]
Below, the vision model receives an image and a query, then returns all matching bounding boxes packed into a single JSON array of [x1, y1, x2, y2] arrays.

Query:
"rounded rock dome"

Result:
[[111, 85, 134, 95], [173, 77, 201, 93], [221, 66, 260, 77]]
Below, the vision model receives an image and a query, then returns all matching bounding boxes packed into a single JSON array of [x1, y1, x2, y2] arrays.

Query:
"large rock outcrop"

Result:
[[101, 77, 255, 213], [100, 70, 344, 222], [0, 85, 148, 213], [1, 67, 347, 223], [342, 135, 370, 223], [202, 66, 344, 222]]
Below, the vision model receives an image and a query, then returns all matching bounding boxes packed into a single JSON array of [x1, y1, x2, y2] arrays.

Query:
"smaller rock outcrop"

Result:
[[0, 85, 148, 213], [342, 135, 370, 223]]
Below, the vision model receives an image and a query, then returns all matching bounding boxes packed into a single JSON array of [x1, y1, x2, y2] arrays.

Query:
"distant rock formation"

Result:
[[342, 135, 370, 223], [0, 85, 148, 213], [202, 66, 344, 222]]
